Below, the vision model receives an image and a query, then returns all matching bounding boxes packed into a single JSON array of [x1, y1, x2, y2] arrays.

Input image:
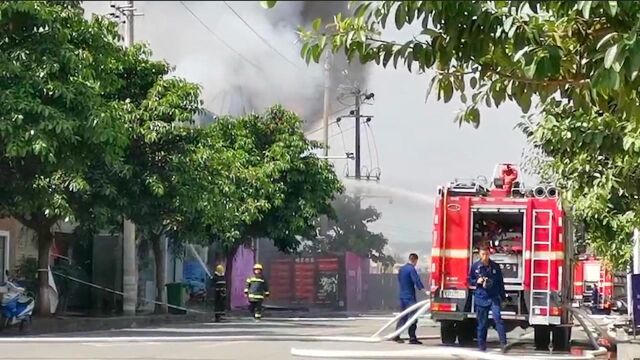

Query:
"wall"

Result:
[[366, 272, 430, 311], [230, 246, 255, 309], [0, 218, 37, 272], [344, 252, 369, 311]]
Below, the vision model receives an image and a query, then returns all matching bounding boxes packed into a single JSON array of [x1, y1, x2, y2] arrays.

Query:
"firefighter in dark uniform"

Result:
[[591, 284, 600, 314], [212, 265, 227, 322], [245, 263, 269, 320], [468, 243, 507, 352]]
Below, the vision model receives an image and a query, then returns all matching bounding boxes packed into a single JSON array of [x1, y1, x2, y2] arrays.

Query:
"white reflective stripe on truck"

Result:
[[559, 266, 562, 292], [524, 250, 565, 260], [431, 248, 469, 258]]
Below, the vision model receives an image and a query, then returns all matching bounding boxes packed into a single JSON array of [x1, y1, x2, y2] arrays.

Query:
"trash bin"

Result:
[[166, 282, 187, 314]]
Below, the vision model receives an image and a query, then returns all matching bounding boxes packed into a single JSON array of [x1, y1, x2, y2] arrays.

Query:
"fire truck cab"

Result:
[[430, 164, 574, 351]]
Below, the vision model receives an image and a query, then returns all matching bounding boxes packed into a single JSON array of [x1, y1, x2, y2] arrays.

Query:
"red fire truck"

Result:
[[430, 164, 574, 351], [572, 255, 613, 314]]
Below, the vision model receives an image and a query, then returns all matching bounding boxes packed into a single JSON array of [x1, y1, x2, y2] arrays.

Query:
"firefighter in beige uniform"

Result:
[[245, 264, 269, 320]]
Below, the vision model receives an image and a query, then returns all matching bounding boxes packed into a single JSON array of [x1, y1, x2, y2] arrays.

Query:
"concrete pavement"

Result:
[[0, 317, 610, 360]]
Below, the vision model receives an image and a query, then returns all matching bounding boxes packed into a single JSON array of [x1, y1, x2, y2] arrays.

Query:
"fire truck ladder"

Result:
[[530, 209, 553, 325]]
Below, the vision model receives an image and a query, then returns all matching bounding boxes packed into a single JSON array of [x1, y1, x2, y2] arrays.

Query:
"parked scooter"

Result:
[[0, 270, 34, 332]]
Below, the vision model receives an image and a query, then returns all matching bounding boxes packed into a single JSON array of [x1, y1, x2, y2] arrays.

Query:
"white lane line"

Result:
[[0, 334, 380, 344], [202, 340, 250, 348], [118, 327, 273, 333], [82, 341, 164, 347], [195, 321, 295, 327]]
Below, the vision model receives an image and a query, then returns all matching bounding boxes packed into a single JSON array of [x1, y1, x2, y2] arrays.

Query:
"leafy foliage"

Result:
[[0, 1, 138, 313], [304, 194, 394, 267], [214, 106, 344, 253], [264, 0, 640, 269]]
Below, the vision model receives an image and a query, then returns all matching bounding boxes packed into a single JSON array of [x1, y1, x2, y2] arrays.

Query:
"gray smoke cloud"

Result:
[[83, 1, 369, 130]]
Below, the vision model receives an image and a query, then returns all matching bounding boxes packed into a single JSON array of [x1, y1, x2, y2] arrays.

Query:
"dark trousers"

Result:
[[249, 300, 263, 319], [476, 299, 506, 350], [395, 298, 418, 340], [213, 290, 226, 320]]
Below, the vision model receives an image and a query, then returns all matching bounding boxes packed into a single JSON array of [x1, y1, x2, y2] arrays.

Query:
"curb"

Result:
[[8, 313, 213, 336], [4, 311, 395, 336]]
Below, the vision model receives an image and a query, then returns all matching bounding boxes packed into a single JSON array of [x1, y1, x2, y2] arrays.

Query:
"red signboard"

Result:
[[268, 256, 343, 306], [268, 259, 293, 301], [294, 257, 316, 303]]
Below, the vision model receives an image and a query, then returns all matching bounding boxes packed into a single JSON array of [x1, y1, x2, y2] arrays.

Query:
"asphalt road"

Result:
[[0, 316, 609, 360]]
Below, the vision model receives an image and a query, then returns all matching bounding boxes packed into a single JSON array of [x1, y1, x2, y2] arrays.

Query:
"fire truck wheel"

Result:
[[551, 326, 571, 352], [534, 326, 551, 351], [440, 321, 457, 345], [457, 320, 475, 345]]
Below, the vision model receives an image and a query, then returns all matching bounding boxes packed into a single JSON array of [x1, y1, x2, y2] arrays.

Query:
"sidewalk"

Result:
[[23, 312, 213, 336], [8, 309, 398, 336]]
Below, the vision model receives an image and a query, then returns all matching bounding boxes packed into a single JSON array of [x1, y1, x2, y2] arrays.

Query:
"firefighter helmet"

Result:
[[253, 263, 263, 270]]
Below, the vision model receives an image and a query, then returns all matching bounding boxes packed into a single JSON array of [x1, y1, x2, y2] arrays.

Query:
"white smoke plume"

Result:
[[83, 1, 369, 130]]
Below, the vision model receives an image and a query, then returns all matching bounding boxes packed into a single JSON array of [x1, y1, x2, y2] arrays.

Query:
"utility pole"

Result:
[[112, 0, 138, 317], [335, 84, 375, 182], [322, 53, 332, 157], [319, 53, 332, 237], [354, 90, 361, 180]]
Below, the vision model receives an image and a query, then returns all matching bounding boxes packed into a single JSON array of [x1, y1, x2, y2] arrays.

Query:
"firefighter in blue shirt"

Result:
[[392, 253, 428, 344], [469, 243, 507, 352]]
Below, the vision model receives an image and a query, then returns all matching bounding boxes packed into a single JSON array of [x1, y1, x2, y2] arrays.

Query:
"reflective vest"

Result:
[[212, 273, 226, 294], [244, 275, 270, 300]]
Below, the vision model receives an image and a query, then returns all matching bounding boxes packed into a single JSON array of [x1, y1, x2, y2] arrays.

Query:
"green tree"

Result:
[[80, 74, 277, 313], [212, 106, 344, 289], [0, 1, 132, 314], [262, 0, 640, 268], [304, 194, 394, 267]]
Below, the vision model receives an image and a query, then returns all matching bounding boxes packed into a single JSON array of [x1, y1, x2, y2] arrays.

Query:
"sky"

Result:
[[83, 1, 532, 261]]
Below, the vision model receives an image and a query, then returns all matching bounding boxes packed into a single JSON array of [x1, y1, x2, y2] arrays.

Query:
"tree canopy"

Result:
[[261, 0, 640, 269], [304, 194, 394, 267], [0, 0, 137, 313], [214, 106, 344, 254]]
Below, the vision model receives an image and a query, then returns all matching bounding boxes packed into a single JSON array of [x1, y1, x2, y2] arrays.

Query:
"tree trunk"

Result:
[[224, 246, 238, 311], [151, 234, 167, 314], [37, 228, 53, 316]]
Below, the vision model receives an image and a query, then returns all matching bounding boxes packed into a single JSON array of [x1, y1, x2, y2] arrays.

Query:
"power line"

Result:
[[304, 106, 351, 136], [366, 122, 381, 171], [222, 1, 303, 71], [331, 124, 355, 139], [363, 121, 373, 171], [179, 1, 262, 71]]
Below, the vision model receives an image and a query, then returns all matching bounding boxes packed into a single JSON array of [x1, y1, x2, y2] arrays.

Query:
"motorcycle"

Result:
[[0, 271, 34, 332], [185, 279, 207, 304]]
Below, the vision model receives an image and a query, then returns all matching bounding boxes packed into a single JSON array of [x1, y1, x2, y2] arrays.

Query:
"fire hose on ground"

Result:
[[290, 302, 609, 360]]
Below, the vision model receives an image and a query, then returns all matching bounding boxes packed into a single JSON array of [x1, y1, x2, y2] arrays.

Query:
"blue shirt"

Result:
[[398, 263, 424, 300], [468, 260, 506, 306]]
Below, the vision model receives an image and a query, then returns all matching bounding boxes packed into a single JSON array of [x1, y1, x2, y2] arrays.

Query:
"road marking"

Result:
[[203, 340, 250, 348], [118, 327, 276, 333]]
